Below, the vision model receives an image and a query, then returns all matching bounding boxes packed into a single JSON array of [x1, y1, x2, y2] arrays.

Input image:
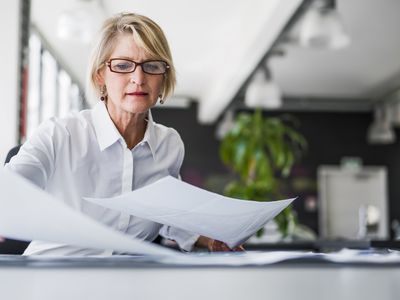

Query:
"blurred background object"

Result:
[[298, 0, 351, 49], [318, 166, 388, 240], [219, 110, 307, 238]]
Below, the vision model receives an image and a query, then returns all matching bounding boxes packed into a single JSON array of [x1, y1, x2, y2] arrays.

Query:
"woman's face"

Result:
[[98, 34, 164, 116]]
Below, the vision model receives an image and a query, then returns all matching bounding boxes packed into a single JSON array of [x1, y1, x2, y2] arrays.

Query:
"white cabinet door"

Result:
[[318, 166, 388, 239]]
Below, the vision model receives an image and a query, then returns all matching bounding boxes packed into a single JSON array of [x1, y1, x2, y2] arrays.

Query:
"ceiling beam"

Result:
[[198, 0, 304, 124]]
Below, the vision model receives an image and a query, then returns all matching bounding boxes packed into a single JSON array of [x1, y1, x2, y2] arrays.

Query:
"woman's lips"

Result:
[[126, 92, 148, 96]]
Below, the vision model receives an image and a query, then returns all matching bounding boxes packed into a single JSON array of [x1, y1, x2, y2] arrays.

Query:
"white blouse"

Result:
[[5, 101, 199, 255]]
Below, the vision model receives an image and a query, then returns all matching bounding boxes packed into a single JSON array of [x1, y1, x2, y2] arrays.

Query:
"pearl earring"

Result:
[[159, 94, 164, 104]]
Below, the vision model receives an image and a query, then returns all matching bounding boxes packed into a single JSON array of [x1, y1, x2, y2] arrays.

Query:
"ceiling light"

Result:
[[244, 67, 282, 109], [299, 0, 350, 49], [367, 106, 396, 144]]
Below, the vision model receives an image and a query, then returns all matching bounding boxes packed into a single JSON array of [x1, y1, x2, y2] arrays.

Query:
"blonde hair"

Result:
[[87, 12, 176, 103]]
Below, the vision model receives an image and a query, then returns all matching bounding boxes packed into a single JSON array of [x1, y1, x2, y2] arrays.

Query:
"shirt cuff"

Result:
[[159, 225, 199, 252]]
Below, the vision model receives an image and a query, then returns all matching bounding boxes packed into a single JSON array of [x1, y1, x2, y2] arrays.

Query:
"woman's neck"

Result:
[[106, 104, 148, 149]]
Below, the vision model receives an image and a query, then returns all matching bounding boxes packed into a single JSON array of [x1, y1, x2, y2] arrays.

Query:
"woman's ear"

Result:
[[95, 69, 105, 86]]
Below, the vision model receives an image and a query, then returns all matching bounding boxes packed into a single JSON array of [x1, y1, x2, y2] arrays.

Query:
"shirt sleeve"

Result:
[[4, 119, 62, 189]]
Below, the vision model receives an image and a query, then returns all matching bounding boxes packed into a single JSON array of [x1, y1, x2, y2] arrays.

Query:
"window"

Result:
[[25, 31, 88, 140]]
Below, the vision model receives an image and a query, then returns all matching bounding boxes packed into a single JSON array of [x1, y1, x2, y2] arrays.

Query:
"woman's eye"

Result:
[[115, 63, 131, 70], [146, 64, 159, 70], [144, 62, 165, 73]]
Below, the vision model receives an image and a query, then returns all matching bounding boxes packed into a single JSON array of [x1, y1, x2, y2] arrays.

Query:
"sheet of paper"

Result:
[[0, 169, 179, 257], [85, 176, 295, 248], [321, 249, 400, 264], [159, 250, 315, 266], [162, 250, 400, 266]]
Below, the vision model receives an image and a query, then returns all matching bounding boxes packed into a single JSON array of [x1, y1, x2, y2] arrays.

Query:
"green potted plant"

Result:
[[219, 109, 307, 238]]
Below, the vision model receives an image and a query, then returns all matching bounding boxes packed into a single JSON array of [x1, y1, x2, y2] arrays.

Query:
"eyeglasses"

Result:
[[106, 58, 169, 75]]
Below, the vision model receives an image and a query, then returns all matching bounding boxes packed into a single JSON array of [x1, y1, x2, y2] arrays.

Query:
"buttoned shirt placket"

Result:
[[118, 139, 134, 232]]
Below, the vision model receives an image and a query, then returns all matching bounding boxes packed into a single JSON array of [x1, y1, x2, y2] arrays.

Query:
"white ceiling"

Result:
[[31, 0, 400, 123], [271, 0, 400, 101]]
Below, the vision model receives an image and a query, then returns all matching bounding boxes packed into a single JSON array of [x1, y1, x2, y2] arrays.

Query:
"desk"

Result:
[[244, 239, 400, 252], [0, 255, 399, 300]]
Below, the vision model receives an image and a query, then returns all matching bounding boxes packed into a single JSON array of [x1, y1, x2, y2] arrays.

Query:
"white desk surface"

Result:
[[0, 254, 399, 300]]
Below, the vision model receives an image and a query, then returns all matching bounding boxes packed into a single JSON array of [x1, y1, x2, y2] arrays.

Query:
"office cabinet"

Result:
[[318, 166, 389, 239]]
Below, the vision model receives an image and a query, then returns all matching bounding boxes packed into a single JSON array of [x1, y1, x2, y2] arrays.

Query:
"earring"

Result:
[[159, 94, 164, 104], [100, 85, 106, 101]]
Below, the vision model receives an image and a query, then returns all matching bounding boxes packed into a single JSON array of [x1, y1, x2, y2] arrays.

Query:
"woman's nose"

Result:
[[129, 66, 145, 85]]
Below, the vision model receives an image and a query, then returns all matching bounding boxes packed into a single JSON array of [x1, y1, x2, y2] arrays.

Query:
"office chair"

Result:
[[0, 145, 30, 254]]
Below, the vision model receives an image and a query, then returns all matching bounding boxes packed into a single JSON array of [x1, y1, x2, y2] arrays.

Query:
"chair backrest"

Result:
[[4, 145, 21, 164], [1, 145, 30, 254]]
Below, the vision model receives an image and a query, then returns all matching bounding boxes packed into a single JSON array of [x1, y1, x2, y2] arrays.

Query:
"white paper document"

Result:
[[85, 176, 295, 248], [322, 249, 400, 264], [169, 250, 400, 266], [0, 169, 179, 257], [159, 251, 315, 266]]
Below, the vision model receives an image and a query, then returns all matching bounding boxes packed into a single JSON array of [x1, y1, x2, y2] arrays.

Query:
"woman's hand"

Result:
[[208, 239, 245, 252], [196, 236, 245, 252]]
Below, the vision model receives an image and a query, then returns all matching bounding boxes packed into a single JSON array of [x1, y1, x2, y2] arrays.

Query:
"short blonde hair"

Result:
[[87, 12, 176, 102]]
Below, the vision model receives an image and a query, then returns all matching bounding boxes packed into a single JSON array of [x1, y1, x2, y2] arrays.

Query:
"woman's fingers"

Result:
[[233, 245, 245, 251], [208, 240, 224, 251], [209, 240, 245, 252], [218, 241, 230, 251]]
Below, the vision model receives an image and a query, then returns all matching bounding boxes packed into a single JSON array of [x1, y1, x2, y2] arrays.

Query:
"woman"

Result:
[[5, 12, 242, 255]]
